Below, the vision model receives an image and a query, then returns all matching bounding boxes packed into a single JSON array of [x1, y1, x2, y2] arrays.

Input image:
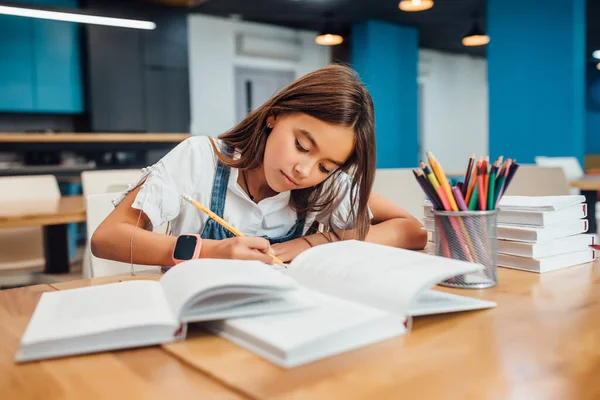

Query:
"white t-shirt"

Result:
[[113, 135, 366, 237]]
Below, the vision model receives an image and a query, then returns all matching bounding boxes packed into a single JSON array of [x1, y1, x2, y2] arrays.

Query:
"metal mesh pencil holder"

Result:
[[432, 209, 499, 289]]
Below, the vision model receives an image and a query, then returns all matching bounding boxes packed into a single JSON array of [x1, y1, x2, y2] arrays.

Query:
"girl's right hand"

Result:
[[200, 237, 274, 264]]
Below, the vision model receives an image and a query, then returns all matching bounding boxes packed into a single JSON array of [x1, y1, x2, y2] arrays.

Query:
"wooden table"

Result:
[[0, 133, 190, 142], [0, 133, 190, 151], [0, 133, 192, 178], [0, 196, 86, 274], [571, 176, 600, 233], [6, 262, 600, 399], [0, 284, 248, 399]]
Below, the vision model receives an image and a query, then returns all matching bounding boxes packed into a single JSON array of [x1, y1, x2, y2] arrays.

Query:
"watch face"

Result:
[[174, 235, 198, 260]]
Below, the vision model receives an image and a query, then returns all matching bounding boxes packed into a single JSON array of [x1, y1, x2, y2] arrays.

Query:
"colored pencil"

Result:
[[477, 163, 486, 211], [493, 159, 511, 208], [501, 161, 520, 197], [436, 184, 452, 211], [462, 153, 475, 196], [487, 159, 500, 210], [414, 169, 443, 210], [452, 186, 469, 211], [421, 161, 441, 192], [468, 180, 479, 211], [482, 156, 489, 208], [495, 156, 506, 178], [465, 157, 482, 205], [427, 152, 459, 212]]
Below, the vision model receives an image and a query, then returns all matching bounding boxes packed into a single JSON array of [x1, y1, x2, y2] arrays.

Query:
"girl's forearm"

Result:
[[308, 218, 427, 250], [91, 223, 178, 266], [364, 218, 427, 249]]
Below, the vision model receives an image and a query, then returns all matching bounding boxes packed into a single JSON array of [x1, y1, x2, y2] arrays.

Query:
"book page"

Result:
[[21, 281, 178, 346], [213, 289, 402, 354], [159, 258, 299, 318], [287, 241, 482, 316]]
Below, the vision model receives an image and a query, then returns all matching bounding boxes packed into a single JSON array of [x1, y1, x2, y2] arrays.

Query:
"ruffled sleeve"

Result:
[[112, 138, 198, 231]]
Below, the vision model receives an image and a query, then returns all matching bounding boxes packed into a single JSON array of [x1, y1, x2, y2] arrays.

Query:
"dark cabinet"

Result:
[[84, 1, 190, 132], [145, 67, 190, 132], [86, 26, 146, 131]]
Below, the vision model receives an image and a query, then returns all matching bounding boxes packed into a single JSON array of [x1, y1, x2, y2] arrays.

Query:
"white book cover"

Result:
[[494, 220, 589, 243], [424, 195, 585, 211], [423, 203, 587, 227], [209, 241, 496, 368], [497, 249, 596, 273], [497, 195, 585, 211], [422, 217, 588, 243], [497, 234, 596, 258]]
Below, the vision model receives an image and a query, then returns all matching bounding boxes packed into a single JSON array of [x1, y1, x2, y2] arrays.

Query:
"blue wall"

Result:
[[0, 0, 83, 113], [351, 20, 419, 168], [587, 65, 600, 154], [487, 0, 585, 164], [0, 12, 35, 111], [587, 110, 600, 154]]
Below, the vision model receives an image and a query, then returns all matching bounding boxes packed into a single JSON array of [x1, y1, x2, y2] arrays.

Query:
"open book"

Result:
[[15, 260, 310, 363], [207, 241, 497, 368]]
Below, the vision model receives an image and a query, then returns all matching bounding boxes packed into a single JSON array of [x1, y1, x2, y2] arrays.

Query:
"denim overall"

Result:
[[200, 146, 306, 244]]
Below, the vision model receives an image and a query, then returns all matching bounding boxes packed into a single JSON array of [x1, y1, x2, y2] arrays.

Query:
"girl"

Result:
[[91, 65, 427, 267]]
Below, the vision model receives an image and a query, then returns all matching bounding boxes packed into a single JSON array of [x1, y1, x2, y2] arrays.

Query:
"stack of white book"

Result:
[[422, 195, 596, 274]]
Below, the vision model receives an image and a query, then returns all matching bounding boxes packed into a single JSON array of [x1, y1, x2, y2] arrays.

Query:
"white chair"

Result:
[[502, 165, 571, 196], [373, 168, 425, 219], [0, 174, 61, 201], [86, 193, 160, 278], [534, 156, 583, 195], [534, 156, 584, 180], [81, 169, 142, 278], [0, 175, 61, 285], [81, 169, 142, 196]]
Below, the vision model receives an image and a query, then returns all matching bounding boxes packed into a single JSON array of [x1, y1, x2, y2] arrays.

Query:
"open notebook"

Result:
[[207, 241, 496, 368], [15, 260, 310, 363]]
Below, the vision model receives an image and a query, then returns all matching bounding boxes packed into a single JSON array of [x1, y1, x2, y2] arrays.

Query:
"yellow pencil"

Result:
[[427, 152, 458, 211], [181, 194, 284, 265], [420, 161, 441, 192]]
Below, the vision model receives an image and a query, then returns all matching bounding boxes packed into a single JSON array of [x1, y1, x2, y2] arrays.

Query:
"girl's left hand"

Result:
[[271, 237, 312, 263]]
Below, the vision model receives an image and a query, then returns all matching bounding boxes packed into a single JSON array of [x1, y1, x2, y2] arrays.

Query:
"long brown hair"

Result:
[[210, 64, 376, 240]]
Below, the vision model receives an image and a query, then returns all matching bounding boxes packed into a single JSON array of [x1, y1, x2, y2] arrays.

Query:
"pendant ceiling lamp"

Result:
[[398, 0, 434, 12]]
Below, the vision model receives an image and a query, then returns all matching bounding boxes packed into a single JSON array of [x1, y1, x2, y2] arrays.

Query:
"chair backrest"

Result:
[[81, 169, 142, 196], [86, 193, 159, 277], [502, 165, 571, 196], [534, 156, 584, 181], [0, 175, 59, 274], [372, 168, 425, 219], [0, 226, 44, 271], [0, 175, 60, 201]]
